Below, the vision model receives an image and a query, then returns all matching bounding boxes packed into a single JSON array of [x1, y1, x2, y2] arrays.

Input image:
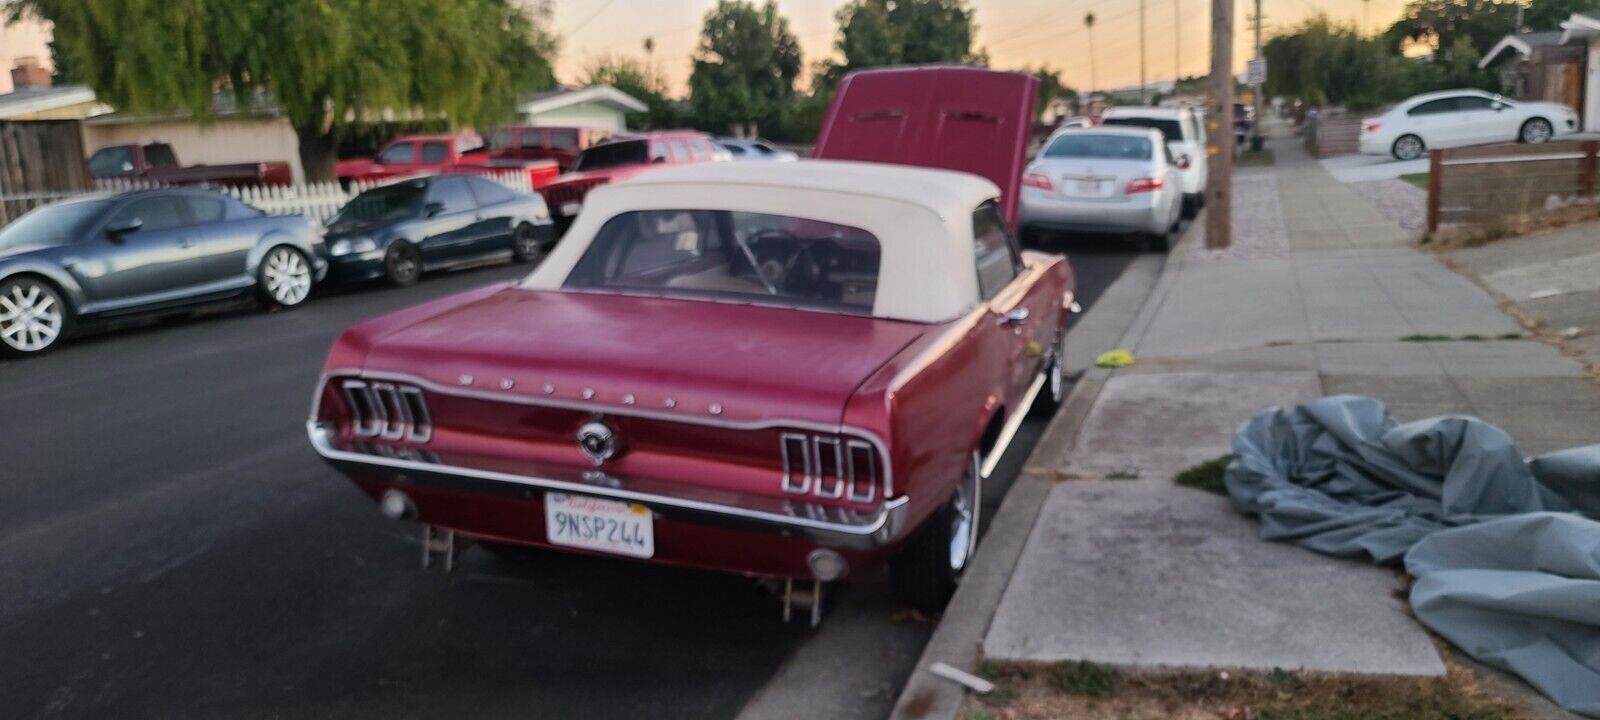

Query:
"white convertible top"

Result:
[[521, 160, 1002, 323]]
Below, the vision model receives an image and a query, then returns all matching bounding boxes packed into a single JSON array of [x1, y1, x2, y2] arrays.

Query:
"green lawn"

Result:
[[1400, 172, 1430, 189]]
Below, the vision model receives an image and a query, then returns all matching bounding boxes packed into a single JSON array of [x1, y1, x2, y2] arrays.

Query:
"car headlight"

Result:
[[329, 237, 376, 256]]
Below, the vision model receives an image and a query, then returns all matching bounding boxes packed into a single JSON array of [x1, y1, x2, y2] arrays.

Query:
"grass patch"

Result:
[[1238, 148, 1276, 166], [1499, 332, 1523, 340], [966, 710, 996, 720], [1050, 660, 1118, 697], [1174, 454, 1234, 495], [1401, 334, 1454, 342], [1400, 172, 1430, 189], [1105, 468, 1141, 480]]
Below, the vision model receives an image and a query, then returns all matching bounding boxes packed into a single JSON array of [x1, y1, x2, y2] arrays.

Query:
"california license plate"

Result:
[[560, 201, 582, 216], [1071, 178, 1102, 195], [545, 493, 654, 558]]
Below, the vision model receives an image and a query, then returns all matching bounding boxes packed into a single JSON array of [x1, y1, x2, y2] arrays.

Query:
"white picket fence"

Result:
[[88, 168, 537, 224]]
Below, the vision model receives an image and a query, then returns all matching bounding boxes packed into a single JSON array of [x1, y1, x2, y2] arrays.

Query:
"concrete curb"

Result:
[[887, 227, 1195, 720]]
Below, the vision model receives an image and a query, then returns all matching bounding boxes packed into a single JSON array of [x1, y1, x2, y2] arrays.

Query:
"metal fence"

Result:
[[1425, 140, 1598, 232]]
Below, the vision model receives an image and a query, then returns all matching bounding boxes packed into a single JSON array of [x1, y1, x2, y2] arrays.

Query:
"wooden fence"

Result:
[[0, 120, 92, 226], [1425, 140, 1598, 232]]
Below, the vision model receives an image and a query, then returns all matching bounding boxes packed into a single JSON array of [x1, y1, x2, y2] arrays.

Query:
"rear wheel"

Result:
[[1392, 134, 1425, 161], [1030, 333, 1067, 418], [511, 223, 545, 263], [256, 246, 313, 309], [1180, 194, 1199, 219], [1520, 118, 1553, 144], [0, 276, 70, 357], [1144, 231, 1172, 253], [384, 241, 422, 287], [890, 451, 982, 612]]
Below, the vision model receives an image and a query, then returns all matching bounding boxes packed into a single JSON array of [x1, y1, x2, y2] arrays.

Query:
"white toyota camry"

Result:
[[1359, 89, 1579, 161]]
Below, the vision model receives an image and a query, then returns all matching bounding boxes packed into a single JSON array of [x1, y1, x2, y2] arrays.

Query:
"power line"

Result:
[[567, 0, 619, 36]]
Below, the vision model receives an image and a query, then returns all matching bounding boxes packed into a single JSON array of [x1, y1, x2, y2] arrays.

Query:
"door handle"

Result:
[[999, 307, 1030, 327]]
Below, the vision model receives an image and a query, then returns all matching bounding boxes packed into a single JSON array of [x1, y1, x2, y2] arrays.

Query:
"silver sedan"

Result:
[[1019, 126, 1183, 251]]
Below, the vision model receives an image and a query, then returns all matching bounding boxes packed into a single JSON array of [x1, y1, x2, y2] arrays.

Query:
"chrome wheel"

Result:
[[948, 454, 981, 572], [0, 280, 64, 353], [1521, 118, 1553, 144], [261, 247, 311, 307], [1393, 135, 1424, 161]]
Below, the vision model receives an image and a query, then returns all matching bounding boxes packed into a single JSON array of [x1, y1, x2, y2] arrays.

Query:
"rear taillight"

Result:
[[1023, 172, 1053, 190], [1363, 121, 1381, 134], [341, 379, 432, 443], [780, 433, 886, 504], [1125, 177, 1163, 194]]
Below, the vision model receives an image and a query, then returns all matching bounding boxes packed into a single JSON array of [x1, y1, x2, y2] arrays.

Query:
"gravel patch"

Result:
[[1189, 174, 1290, 261], [1350, 178, 1427, 237]]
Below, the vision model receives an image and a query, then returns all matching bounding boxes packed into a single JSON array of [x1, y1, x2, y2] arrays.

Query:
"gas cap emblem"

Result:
[[577, 420, 618, 465]]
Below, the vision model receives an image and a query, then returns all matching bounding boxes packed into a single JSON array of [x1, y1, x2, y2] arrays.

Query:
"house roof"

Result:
[[1560, 12, 1600, 44], [518, 85, 647, 117], [0, 84, 104, 119], [1478, 31, 1564, 68]]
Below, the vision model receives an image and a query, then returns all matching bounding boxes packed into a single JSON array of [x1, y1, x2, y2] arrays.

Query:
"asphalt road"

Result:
[[0, 232, 1152, 720]]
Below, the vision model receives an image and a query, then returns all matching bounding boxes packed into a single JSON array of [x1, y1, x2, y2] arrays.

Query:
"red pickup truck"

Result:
[[489, 125, 611, 172], [87, 142, 293, 187], [335, 134, 560, 189]]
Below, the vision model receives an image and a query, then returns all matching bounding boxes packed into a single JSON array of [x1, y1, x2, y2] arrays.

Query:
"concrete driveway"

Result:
[[1320, 152, 1428, 183]]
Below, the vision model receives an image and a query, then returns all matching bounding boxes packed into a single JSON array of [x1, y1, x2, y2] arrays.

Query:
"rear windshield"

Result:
[[572, 140, 648, 171], [564, 209, 881, 314], [1102, 117, 1184, 142], [1044, 134, 1153, 160]]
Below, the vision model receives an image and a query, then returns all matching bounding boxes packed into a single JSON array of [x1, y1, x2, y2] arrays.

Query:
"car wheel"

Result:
[[1030, 333, 1067, 418], [1144, 231, 1172, 253], [0, 276, 70, 357], [511, 223, 546, 264], [1392, 135, 1425, 161], [384, 242, 422, 287], [1181, 195, 1199, 219], [1520, 118, 1553, 144], [890, 451, 981, 612], [257, 246, 313, 309]]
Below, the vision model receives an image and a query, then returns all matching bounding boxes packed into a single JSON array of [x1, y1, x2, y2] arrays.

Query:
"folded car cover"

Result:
[[1224, 395, 1600, 716]]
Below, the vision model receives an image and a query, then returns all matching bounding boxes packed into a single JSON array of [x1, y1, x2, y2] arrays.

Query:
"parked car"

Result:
[[87, 142, 293, 187], [716, 137, 799, 161], [0, 188, 326, 356], [305, 67, 1069, 615], [1100, 106, 1209, 217], [488, 125, 611, 172], [1359, 89, 1579, 161], [335, 134, 560, 190], [1019, 126, 1183, 251], [322, 175, 554, 287], [540, 130, 727, 234]]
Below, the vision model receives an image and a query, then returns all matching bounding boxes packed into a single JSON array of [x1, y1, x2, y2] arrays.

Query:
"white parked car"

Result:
[[1019, 126, 1184, 251], [1359, 89, 1579, 161], [1099, 106, 1208, 217], [716, 137, 799, 161]]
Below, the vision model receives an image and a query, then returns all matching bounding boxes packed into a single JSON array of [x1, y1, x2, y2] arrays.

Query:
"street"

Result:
[[0, 233, 1157, 719]]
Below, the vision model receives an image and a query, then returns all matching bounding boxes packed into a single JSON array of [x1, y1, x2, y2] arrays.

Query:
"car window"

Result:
[[1454, 96, 1495, 111], [650, 142, 670, 163], [465, 176, 516, 206], [668, 140, 691, 162], [721, 143, 746, 156], [565, 209, 881, 313], [489, 127, 515, 150], [550, 129, 580, 151], [751, 142, 775, 155], [87, 146, 135, 178], [573, 140, 651, 171], [378, 143, 415, 164], [517, 128, 546, 149], [1408, 98, 1457, 115], [429, 177, 476, 214], [421, 142, 449, 164], [330, 180, 426, 227], [144, 144, 179, 168], [0, 199, 111, 250], [1044, 134, 1153, 159], [687, 140, 714, 162], [109, 196, 187, 233], [1102, 117, 1185, 142], [973, 202, 1021, 301], [185, 195, 227, 224]]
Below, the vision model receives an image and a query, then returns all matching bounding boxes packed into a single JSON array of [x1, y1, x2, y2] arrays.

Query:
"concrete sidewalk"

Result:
[[980, 137, 1600, 702]]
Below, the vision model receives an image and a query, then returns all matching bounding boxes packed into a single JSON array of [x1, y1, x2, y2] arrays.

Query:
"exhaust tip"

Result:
[[807, 549, 849, 581], [379, 489, 417, 521]]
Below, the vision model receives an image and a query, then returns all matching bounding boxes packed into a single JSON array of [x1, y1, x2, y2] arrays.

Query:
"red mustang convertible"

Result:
[[307, 68, 1076, 616]]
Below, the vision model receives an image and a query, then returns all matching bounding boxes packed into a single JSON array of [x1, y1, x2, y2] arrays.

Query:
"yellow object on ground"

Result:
[[1095, 349, 1135, 368]]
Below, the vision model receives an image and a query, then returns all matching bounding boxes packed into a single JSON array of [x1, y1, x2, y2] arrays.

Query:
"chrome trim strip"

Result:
[[307, 421, 909, 549], [813, 436, 845, 500], [845, 439, 878, 504], [780, 432, 811, 494], [311, 368, 895, 498], [979, 370, 1047, 479]]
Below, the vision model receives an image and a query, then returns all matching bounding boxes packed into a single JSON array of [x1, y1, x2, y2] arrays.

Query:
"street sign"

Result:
[[1247, 58, 1267, 86]]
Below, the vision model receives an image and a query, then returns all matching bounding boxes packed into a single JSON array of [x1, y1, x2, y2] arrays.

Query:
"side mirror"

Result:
[[106, 216, 143, 238], [424, 201, 446, 217]]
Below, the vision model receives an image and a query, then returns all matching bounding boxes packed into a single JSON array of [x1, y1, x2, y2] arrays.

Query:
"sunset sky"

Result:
[[2, 0, 1412, 95]]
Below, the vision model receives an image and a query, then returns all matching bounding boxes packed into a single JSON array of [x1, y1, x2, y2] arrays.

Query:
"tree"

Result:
[[1026, 66, 1077, 120], [1084, 12, 1097, 92], [1265, 14, 1494, 110], [688, 0, 802, 137], [818, 0, 982, 87], [583, 54, 680, 130], [7, 0, 558, 181], [1383, 0, 1518, 57]]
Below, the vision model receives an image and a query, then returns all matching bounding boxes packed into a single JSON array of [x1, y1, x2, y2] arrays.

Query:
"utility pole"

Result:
[[1253, 0, 1264, 148], [1206, 0, 1235, 249], [1140, 0, 1148, 104]]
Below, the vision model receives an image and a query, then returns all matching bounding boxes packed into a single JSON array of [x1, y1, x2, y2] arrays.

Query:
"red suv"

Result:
[[541, 131, 728, 234], [489, 126, 611, 172]]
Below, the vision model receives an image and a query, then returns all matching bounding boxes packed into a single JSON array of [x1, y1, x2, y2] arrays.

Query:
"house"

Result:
[[516, 85, 647, 134], [0, 58, 110, 121], [1478, 31, 1582, 115], [1559, 12, 1600, 131]]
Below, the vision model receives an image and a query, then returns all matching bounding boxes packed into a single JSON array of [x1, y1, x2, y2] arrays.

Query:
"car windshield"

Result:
[[563, 209, 881, 314], [572, 140, 649, 172], [0, 199, 110, 251], [330, 181, 426, 227], [1102, 116, 1184, 142], [1044, 134, 1153, 160]]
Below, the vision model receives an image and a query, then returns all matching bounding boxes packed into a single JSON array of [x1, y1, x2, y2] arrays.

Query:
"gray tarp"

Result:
[[1224, 395, 1600, 716]]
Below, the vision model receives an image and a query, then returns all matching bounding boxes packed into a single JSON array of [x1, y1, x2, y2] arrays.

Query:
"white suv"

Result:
[[1100, 107, 1209, 217]]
